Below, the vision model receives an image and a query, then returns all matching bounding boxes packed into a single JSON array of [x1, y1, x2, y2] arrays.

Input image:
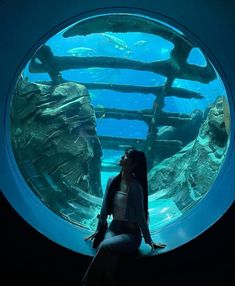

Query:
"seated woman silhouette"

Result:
[[81, 147, 166, 286]]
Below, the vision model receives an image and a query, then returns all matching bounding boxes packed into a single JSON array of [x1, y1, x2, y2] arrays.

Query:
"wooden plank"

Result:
[[98, 135, 183, 151], [95, 107, 192, 127], [29, 54, 216, 83]]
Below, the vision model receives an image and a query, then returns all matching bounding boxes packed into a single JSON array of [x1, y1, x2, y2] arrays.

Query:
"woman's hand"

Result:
[[149, 241, 166, 251], [84, 231, 98, 241]]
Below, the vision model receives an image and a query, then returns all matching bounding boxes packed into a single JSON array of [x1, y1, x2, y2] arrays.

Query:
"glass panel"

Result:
[[10, 13, 230, 232]]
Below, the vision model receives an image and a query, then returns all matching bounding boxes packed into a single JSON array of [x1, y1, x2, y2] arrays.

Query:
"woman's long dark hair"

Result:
[[107, 148, 149, 221]]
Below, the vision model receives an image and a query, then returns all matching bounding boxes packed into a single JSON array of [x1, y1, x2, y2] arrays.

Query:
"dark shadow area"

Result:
[[0, 191, 234, 286]]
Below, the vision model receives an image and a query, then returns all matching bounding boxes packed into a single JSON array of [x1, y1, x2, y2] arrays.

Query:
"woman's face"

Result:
[[119, 152, 133, 169]]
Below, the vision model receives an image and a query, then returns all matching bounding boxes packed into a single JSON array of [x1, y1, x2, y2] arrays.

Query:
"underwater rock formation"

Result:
[[11, 78, 103, 223], [158, 109, 204, 147], [62, 14, 179, 39], [222, 96, 230, 135], [148, 96, 229, 212]]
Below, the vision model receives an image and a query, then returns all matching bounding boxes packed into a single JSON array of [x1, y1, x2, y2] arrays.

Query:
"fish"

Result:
[[67, 47, 94, 56], [101, 33, 130, 51], [134, 40, 147, 47]]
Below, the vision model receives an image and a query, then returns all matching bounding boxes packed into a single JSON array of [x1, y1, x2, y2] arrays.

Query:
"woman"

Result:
[[81, 147, 166, 286]]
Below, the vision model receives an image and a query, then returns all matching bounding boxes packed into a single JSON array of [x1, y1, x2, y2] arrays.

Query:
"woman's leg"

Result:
[[81, 232, 140, 286], [80, 229, 115, 286], [101, 233, 140, 286]]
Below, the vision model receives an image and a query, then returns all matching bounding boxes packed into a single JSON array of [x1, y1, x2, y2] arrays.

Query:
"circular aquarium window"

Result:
[[10, 12, 231, 241]]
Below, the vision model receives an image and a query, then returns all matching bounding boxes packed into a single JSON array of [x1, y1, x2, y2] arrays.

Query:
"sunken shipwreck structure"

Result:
[[10, 14, 230, 230]]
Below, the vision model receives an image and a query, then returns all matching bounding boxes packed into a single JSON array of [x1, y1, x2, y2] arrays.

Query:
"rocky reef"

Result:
[[11, 78, 103, 224], [148, 96, 229, 212]]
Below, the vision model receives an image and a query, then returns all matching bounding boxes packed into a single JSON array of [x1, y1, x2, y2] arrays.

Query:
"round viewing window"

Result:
[[4, 11, 232, 255]]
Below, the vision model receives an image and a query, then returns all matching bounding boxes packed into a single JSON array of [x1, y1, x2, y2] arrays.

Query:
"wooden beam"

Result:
[[29, 55, 216, 84], [36, 80, 204, 99], [99, 135, 183, 151], [95, 107, 192, 127]]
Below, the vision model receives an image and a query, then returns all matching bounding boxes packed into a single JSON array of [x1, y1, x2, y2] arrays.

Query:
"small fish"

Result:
[[134, 40, 147, 47], [67, 47, 94, 56], [101, 33, 130, 51]]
